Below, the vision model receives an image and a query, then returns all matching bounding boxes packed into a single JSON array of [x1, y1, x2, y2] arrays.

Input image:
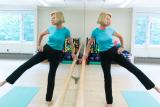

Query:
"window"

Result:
[[0, 14, 20, 41], [135, 16, 148, 45], [135, 14, 160, 46], [150, 16, 160, 45], [0, 11, 35, 42]]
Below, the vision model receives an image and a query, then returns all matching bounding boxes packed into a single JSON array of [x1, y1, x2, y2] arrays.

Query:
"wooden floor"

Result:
[[0, 59, 160, 107]]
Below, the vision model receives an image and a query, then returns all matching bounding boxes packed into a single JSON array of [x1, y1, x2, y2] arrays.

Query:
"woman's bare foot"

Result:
[[154, 86, 160, 93], [105, 103, 112, 107], [0, 80, 7, 87], [46, 101, 53, 106]]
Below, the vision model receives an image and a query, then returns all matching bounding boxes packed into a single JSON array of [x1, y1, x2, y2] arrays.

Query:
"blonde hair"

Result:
[[50, 11, 65, 24], [97, 11, 112, 25]]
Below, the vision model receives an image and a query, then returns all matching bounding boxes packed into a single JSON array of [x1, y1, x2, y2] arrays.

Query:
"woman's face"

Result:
[[104, 15, 111, 26], [51, 14, 56, 25]]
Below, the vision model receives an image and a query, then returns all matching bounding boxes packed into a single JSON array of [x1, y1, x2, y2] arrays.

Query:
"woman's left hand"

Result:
[[117, 46, 124, 54]]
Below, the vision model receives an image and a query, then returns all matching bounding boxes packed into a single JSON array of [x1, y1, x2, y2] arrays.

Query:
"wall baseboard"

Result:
[[134, 57, 160, 64], [0, 53, 33, 59]]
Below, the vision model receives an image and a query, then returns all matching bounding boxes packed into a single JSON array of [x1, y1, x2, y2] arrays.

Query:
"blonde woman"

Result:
[[0, 11, 76, 106], [83, 11, 160, 107]]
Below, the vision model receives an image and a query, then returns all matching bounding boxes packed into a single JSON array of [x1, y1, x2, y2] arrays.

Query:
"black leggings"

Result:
[[6, 44, 62, 101], [99, 46, 155, 104]]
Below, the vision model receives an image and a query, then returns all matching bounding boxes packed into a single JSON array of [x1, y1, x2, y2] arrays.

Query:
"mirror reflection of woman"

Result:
[[0, 11, 76, 106], [84, 11, 160, 107]]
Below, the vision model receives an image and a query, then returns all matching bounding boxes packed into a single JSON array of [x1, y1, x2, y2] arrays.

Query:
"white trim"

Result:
[[34, 6, 38, 54], [131, 8, 135, 63], [0, 5, 36, 11], [20, 14, 23, 42], [133, 7, 160, 14]]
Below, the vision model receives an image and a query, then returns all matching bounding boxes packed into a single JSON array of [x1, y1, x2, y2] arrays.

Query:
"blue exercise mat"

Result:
[[0, 86, 39, 107], [122, 91, 160, 107]]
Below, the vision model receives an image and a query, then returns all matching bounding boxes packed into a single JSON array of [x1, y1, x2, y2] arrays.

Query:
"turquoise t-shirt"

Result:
[[91, 27, 115, 52], [47, 25, 71, 51]]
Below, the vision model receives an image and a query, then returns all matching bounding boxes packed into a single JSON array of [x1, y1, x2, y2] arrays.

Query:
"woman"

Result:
[[83, 11, 160, 107], [0, 11, 76, 106]]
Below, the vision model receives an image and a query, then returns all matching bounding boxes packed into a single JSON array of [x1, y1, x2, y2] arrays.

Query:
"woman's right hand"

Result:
[[82, 54, 88, 61], [71, 53, 76, 60], [37, 45, 43, 52]]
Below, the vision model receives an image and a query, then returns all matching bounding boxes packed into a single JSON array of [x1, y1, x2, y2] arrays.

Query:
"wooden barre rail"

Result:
[[53, 44, 83, 107], [75, 45, 86, 107]]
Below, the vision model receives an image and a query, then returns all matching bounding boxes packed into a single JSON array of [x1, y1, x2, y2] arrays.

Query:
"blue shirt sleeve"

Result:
[[110, 27, 116, 35], [65, 28, 71, 38], [91, 29, 96, 39], [47, 26, 54, 34]]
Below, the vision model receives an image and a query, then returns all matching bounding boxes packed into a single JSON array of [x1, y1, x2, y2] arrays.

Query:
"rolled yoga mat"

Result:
[[0, 86, 39, 107]]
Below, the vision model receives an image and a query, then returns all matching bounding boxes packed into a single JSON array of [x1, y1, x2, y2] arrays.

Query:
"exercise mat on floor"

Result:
[[122, 91, 160, 107], [0, 86, 39, 107]]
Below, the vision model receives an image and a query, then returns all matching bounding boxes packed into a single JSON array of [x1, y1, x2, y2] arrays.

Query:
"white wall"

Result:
[[38, 7, 132, 51], [0, 7, 132, 53], [37, 7, 85, 46], [84, 8, 132, 51]]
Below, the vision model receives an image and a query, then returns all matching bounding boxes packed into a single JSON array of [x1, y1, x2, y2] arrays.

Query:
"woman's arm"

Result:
[[37, 30, 49, 46], [84, 37, 95, 58], [37, 30, 49, 52], [113, 32, 124, 48], [67, 37, 76, 59], [113, 32, 124, 54], [67, 37, 75, 54]]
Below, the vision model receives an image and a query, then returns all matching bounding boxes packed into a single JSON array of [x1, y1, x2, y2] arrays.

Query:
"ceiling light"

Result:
[[45, 0, 64, 3], [105, 0, 126, 5], [120, 0, 133, 7], [38, 0, 65, 6], [105, 0, 133, 7], [38, 0, 50, 6]]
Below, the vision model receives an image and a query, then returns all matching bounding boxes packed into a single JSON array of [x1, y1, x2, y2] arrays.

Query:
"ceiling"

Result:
[[0, 0, 160, 8]]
